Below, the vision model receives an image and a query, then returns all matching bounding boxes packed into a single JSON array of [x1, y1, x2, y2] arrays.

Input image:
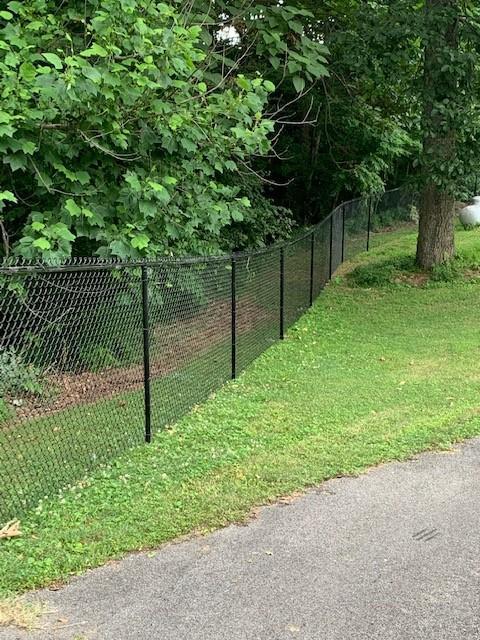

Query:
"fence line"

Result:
[[0, 188, 417, 521]]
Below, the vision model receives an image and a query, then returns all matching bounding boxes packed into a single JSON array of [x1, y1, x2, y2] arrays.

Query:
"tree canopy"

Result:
[[1, 0, 479, 265]]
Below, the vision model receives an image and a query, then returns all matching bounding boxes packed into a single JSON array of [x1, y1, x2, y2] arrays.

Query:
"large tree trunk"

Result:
[[416, 0, 459, 270], [416, 184, 455, 268]]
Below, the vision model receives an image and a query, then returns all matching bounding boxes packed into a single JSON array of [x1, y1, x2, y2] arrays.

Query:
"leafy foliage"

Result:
[[0, 347, 43, 397], [1, 0, 478, 261], [0, 0, 314, 261]]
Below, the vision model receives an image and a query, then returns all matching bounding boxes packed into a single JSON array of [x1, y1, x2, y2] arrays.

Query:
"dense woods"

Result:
[[0, 0, 479, 265]]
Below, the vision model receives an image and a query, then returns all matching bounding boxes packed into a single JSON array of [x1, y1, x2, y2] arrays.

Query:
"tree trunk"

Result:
[[416, 183, 455, 268], [416, 0, 459, 269]]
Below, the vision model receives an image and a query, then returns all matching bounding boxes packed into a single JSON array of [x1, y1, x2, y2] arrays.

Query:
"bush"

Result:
[[0, 348, 44, 397]]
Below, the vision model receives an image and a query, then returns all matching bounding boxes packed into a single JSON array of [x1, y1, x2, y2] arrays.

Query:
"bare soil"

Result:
[[5, 296, 273, 425]]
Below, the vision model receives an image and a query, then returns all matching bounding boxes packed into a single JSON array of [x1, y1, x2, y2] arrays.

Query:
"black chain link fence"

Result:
[[0, 188, 418, 521]]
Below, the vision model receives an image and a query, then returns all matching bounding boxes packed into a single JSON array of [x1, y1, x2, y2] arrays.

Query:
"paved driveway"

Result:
[[2, 438, 480, 639]]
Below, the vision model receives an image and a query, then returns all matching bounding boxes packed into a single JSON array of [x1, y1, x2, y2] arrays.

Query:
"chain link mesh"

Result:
[[344, 197, 370, 260], [284, 235, 311, 327], [0, 189, 416, 521], [147, 260, 232, 435], [236, 250, 281, 372]]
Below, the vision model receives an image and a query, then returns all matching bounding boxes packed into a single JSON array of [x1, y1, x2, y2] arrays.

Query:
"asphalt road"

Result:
[[2, 438, 480, 640]]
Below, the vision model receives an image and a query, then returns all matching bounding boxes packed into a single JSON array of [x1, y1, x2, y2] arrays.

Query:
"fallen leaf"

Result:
[[0, 520, 22, 539]]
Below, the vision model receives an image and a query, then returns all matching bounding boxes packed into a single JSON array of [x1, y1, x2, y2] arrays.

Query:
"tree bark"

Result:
[[416, 0, 459, 269], [416, 183, 455, 268]]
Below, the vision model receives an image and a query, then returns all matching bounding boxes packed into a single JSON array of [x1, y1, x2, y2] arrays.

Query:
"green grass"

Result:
[[0, 337, 233, 517], [2, 224, 480, 596]]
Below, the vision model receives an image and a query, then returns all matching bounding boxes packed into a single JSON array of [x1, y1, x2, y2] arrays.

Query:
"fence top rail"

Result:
[[0, 187, 407, 276]]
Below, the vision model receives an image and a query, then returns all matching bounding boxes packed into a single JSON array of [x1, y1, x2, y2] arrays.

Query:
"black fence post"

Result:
[[280, 247, 285, 339], [329, 215, 334, 279], [367, 197, 373, 252], [341, 206, 346, 263], [309, 232, 315, 306], [231, 256, 237, 379], [141, 265, 152, 444]]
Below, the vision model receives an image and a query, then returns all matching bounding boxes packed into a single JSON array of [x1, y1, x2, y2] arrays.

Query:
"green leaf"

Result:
[[239, 197, 251, 208], [289, 20, 304, 35], [139, 200, 157, 217], [109, 240, 130, 259], [4, 154, 27, 171], [20, 140, 37, 155], [19, 62, 37, 81], [31, 221, 45, 231], [65, 199, 82, 217], [263, 80, 276, 93], [168, 114, 183, 131], [33, 237, 51, 250], [0, 189, 17, 211], [292, 75, 306, 93], [75, 171, 90, 185], [6, 2, 21, 13], [80, 43, 108, 58], [0, 124, 15, 138], [147, 181, 165, 193], [51, 223, 75, 241], [42, 53, 63, 70], [125, 173, 142, 192], [131, 234, 150, 250], [0, 190, 17, 203], [236, 76, 251, 91], [82, 66, 102, 83]]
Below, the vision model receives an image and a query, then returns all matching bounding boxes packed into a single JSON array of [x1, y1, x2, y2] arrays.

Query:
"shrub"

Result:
[[0, 348, 44, 397]]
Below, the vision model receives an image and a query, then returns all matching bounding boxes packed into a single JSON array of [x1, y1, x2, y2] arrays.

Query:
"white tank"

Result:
[[460, 197, 480, 226]]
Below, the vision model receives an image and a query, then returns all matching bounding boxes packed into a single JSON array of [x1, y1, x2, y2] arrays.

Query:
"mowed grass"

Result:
[[2, 224, 480, 596]]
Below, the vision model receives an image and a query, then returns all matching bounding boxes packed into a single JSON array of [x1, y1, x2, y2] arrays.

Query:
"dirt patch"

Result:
[[393, 272, 429, 287], [5, 296, 273, 425], [463, 269, 480, 280], [0, 598, 45, 630]]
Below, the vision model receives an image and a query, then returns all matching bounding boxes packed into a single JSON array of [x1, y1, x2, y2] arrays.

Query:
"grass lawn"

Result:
[[1, 224, 480, 596]]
